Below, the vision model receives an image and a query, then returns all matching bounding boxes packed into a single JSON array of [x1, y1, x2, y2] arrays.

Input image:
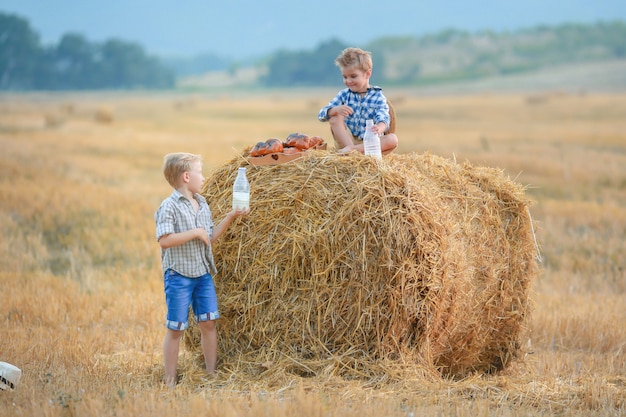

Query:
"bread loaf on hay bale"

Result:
[[186, 151, 539, 380]]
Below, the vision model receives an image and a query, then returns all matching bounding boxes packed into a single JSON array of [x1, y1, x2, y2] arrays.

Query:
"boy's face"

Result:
[[341, 66, 372, 93], [185, 161, 205, 194]]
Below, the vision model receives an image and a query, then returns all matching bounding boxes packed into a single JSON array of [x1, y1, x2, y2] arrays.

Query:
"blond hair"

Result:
[[335, 47, 373, 72], [162, 152, 202, 187]]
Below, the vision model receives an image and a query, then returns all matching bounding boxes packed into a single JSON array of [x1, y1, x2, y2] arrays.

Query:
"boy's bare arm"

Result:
[[159, 228, 208, 249], [211, 208, 249, 243], [328, 105, 354, 118]]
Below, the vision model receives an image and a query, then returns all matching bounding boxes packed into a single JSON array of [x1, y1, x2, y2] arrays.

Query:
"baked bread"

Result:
[[250, 138, 284, 157], [285, 133, 312, 150]]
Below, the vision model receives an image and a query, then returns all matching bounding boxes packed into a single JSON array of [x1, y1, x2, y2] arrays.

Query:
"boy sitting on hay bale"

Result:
[[155, 152, 249, 387], [318, 47, 399, 155]]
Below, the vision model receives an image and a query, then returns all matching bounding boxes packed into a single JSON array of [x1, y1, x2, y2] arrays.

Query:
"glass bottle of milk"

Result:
[[232, 167, 250, 210], [363, 119, 382, 159]]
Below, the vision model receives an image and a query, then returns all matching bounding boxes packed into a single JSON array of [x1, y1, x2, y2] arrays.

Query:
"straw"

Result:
[[183, 151, 540, 383]]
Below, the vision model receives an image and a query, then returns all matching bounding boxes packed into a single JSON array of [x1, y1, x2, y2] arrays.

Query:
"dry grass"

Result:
[[0, 90, 624, 416]]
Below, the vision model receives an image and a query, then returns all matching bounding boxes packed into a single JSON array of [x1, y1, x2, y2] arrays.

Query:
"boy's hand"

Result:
[[231, 207, 250, 217], [372, 122, 386, 135], [195, 227, 210, 245], [330, 105, 353, 117]]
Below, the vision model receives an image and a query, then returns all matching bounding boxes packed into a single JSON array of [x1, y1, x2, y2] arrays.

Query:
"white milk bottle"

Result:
[[363, 119, 382, 159], [232, 167, 250, 210]]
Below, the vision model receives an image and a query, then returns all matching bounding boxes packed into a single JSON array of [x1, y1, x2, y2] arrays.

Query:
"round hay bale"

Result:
[[186, 151, 539, 380], [94, 107, 114, 124]]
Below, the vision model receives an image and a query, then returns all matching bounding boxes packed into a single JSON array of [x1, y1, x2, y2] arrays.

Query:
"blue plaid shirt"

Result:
[[318, 86, 390, 140], [155, 189, 217, 278]]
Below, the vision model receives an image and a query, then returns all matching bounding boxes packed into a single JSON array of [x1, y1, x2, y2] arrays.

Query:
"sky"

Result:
[[1, 0, 625, 59]]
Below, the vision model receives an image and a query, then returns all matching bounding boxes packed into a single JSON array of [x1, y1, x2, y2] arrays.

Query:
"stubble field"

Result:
[[0, 88, 624, 416]]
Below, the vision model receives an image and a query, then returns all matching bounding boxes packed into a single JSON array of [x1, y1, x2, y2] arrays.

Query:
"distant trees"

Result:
[[0, 12, 174, 91], [0, 13, 41, 89], [2, 11, 626, 91], [261, 39, 349, 87], [261, 20, 626, 87]]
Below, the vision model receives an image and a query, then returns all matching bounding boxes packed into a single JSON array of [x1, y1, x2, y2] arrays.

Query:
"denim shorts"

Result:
[[164, 269, 220, 331]]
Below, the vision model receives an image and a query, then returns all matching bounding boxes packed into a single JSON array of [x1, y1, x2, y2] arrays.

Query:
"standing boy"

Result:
[[318, 47, 398, 154], [155, 152, 248, 387]]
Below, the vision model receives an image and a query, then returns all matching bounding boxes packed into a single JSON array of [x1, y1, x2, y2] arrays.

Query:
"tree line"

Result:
[[263, 21, 626, 87], [0, 12, 174, 90], [2, 10, 625, 91]]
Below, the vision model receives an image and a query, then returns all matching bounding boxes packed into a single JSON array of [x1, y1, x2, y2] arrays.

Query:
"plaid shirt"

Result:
[[155, 189, 217, 278], [318, 86, 390, 139]]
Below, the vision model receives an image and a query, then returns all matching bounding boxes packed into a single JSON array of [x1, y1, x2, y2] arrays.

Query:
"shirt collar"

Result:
[[171, 189, 205, 204], [347, 86, 381, 95], [171, 189, 186, 201]]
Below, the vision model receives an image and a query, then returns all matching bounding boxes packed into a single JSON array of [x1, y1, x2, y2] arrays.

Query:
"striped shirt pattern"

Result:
[[318, 86, 390, 139], [155, 189, 217, 278]]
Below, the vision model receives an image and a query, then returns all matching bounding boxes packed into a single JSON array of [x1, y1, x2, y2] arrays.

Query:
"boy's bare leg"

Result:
[[380, 133, 399, 154], [330, 116, 398, 154], [163, 329, 183, 387], [198, 319, 218, 374], [329, 115, 362, 153]]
